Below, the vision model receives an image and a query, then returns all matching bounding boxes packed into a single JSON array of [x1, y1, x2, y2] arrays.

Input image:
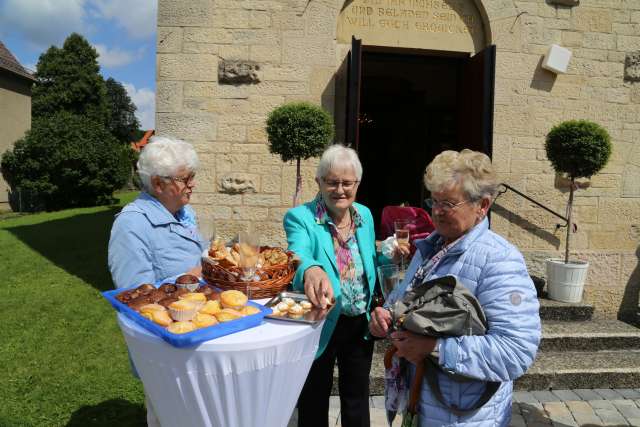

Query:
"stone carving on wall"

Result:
[[218, 60, 260, 85], [219, 173, 257, 194], [624, 52, 640, 82], [547, 0, 579, 6]]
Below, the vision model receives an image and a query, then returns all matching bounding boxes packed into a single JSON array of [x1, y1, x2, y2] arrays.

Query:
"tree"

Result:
[[545, 120, 612, 263], [32, 33, 109, 124], [1, 111, 132, 211], [266, 102, 334, 206], [105, 77, 140, 143]]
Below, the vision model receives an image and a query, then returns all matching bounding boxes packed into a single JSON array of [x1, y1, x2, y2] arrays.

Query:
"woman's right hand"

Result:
[[369, 306, 392, 337], [303, 266, 333, 309], [391, 241, 411, 265]]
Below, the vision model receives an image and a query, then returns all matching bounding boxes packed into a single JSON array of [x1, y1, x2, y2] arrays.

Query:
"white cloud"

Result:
[[0, 0, 87, 49], [95, 44, 138, 68], [92, 0, 157, 39], [124, 82, 155, 130]]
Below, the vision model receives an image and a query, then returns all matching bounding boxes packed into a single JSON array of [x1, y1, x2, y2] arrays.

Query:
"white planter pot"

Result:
[[545, 258, 589, 303]]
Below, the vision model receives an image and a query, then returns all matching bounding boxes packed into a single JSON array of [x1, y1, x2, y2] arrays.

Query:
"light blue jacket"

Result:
[[387, 218, 541, 427], [283, 199, 378, 357], [108, 192, 205, 289]]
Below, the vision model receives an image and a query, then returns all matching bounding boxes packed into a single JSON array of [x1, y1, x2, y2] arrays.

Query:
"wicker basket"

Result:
[[201, 247, 296, 299]]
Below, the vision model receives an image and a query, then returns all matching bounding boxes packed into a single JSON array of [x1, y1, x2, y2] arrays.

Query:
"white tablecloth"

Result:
[[118, 309, 323, 427]]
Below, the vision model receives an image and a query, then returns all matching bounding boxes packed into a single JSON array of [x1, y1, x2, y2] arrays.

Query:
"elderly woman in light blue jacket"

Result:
[[108, 135, 206, 289], [370, 149, 541, 427]]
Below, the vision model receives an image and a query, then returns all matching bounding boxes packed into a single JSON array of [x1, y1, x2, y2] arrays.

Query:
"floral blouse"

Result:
[[315, 196, 369, 316]]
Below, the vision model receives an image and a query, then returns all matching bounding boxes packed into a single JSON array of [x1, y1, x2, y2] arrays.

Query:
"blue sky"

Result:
[[0, 0, 157, 130]]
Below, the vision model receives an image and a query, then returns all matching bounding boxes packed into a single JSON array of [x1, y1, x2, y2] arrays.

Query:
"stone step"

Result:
[[516, 350, 640, 390], [539, 297, 594, 321], [540, 319, 640, 352]]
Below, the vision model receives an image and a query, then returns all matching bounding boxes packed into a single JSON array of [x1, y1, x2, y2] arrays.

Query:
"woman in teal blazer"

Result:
[[284, 144, 379, 427]]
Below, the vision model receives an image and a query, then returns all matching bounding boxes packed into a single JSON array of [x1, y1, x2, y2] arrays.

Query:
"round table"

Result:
[[118, 311, 323, 427]]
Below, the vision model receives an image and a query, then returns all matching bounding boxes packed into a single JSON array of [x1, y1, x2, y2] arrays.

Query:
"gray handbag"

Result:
[[391, 275, 500, 416]]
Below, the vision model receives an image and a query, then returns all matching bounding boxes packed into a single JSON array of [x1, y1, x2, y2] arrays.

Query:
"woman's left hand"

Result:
[[390, 330, 437, 365]]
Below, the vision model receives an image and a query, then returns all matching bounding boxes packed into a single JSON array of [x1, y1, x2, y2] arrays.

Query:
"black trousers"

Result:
[[297, 313, 374, 427]]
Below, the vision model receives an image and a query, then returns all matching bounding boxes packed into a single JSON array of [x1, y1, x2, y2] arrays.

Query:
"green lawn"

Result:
[[0, 192, 147, 427]]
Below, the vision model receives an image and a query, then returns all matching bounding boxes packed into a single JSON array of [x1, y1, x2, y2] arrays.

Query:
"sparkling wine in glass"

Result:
[[394, 219, 411, 272], [238, 231, 260, 299], [377, 264, 401, 302]]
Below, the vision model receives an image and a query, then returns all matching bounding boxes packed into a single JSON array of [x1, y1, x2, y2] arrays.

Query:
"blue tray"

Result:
[[102, 283, 272, 348]]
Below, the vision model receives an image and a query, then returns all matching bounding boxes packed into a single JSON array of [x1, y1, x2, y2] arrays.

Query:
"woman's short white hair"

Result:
[[137, 136, 199, 193], [316, 144, 363, 181], [424, 149, 498, 201]]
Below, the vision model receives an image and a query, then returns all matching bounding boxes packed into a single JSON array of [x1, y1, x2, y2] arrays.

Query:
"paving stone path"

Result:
[[287, 389, 640, 426]]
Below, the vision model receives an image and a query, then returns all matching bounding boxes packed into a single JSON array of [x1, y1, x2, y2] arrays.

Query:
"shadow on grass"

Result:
[[4, 207, 121, 292], [66, 398, 145, 427]]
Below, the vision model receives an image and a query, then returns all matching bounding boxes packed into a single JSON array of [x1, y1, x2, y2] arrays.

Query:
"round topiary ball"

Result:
[[266, 102, 334, 162], [545, 120, 612, 179]]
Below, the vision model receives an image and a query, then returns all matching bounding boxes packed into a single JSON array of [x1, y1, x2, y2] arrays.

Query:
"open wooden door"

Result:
[[458, 45, 496, 156], [346, 36, 362, 149]]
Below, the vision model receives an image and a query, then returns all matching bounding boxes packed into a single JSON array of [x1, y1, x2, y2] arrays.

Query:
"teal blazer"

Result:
[[283, 199, 378, 357]]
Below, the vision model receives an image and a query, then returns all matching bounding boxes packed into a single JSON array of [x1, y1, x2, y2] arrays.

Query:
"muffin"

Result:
[[128, 296, 153, 311], [168, 300, 198, 321], [167, 321, 196, 334], [148, 289, 167, 303], [200, 300, 222, 315], [175, 274, 200, 291], [139, 303, 166, 315], [214, 308, 243, 322], [220, 290, 248, 310], [116, 290, 134, 303], [241, 305, 260, 316], [178, 292, 207, 310], [192, 313, 218, 329], [150, 310, 173, 327]]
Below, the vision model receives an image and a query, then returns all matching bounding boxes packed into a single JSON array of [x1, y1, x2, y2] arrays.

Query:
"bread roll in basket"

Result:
[[201, 242, 297, 299]]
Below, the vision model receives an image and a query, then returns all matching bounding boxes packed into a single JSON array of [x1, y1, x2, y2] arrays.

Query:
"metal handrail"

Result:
[[496, 183, 569, 228]]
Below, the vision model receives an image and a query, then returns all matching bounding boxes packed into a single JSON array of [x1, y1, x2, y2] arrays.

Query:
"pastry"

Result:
[[300, 300, 312, 310], [214, 308, 243, 322], [167, 321, 196, 334], [282, 297, 295, 307], [159, 283, 178, 293], [128, 296, 152, 311], [136, 283, 156, 295], [241, 305, 260, 316], [200, 300, 222, 315], [261, 248, 288, 267], [288, 304, 304, 319], [192, 313, 218, 329], [197, 285, 216, 297], [139, 303, 166, 315], [157, 296, 179, 308], [168, 300, 198, 321], [116, 290, 134, 303], [178, 292, 207, 310], [276, 302, 290, 313], [220, 290, 248, 310], [148, 289, 166, 303]]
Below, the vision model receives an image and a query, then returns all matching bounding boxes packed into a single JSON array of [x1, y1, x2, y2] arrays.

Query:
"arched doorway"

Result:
[[336, 0, 494, 236]]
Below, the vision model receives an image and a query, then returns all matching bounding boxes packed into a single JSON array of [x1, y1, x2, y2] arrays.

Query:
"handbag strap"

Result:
[[383, 346, 424, 416], [424, 357, 500, 416]]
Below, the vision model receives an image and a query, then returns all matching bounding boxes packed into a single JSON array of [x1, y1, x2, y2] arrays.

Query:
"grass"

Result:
[[0, 191, 147, 427]]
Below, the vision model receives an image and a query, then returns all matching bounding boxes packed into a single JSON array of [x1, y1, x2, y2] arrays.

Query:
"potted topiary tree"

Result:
[[266, 102, 334, 206], [545, 120, 612, 303]]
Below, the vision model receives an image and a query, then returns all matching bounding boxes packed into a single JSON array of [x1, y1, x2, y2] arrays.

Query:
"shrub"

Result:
[[1, 111, 132, 211], [545, 120, 611, 263], [266, 102, 334, 205]]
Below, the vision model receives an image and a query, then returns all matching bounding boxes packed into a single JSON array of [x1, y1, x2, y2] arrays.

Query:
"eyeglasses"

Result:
[[425, 198, 470, 213], [161, 173, 196, 186], [322, 178, 360, 190]]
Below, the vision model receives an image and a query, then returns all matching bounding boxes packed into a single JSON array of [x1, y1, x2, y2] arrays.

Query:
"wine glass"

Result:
[[238, 231, 260, 299], [394, 219, 411, 272], [377, 264, 401, 302], [198, 215, 217, 249]]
